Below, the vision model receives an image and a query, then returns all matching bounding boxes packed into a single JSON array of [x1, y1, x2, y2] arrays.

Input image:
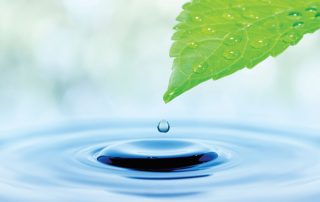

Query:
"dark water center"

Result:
[[97, 139, 218, 172]]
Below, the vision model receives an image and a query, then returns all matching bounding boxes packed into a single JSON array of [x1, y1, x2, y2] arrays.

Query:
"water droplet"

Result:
[[234, 4, 246, 11], [305, 7, 318, 18], [305, 7, 317, 13], [292, 21, 304, 28], [264, 21, 279, 30], [250, 39, 268, 49], [283, 32, 302, 45], [236, 20, 251, 28], [242, 11, 260, 20], [288, 11, 302, 19], [223, 50, 240, 60], [224, 35, 242, 46], [194, 16, 202, 22], [157, 120, 170, 133], [223, 13, 234, 20], [202, 27, 215, 34], [188, 42, 198, 48], [193, 62, 209, 73]]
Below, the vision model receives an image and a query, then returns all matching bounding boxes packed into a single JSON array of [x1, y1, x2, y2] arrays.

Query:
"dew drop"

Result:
[[188, 41, 198, 48], [223, 50, 240, 60], [236, 20, 251, 28], [292, 21, 304, 28], [250, 39, 268, 49], [224, 35, 242, 46], [305, 7, 317, 13], [193, 62, 209, 73], [194, 16, 202, 22], [157, 120, 170, 133], [223, 13, 234, 20], [202, 27, 215, 34], [305, 7, 318, 18], [288, 11, 302, 19], [234, 4, 246, 11], [242, 11, 260, 20], [264, 21, 279, 30], [283, 32, 302, 45]]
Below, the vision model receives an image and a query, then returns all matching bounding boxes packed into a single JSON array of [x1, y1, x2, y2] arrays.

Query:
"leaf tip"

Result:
[[163, 89, 178, 104]]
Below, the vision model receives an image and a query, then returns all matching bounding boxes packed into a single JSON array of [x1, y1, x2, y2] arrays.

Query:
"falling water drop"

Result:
[[157, 120, 170, 133]]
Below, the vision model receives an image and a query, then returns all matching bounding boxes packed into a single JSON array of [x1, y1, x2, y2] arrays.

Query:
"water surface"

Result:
[[0, 120, 320, 202]]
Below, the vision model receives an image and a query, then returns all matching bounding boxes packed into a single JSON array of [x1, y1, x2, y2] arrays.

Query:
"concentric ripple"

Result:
[[1, 121, 320, 202], [96, 139, 220, 174]]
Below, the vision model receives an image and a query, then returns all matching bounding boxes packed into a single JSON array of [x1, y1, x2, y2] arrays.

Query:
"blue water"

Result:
[[97, 139, 220, 174], [1, 120, 320, 202]]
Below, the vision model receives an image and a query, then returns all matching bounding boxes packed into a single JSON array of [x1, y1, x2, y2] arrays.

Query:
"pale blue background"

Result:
[[0, 0, 320, 131]]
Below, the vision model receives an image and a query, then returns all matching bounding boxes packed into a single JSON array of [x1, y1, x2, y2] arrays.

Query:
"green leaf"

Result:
[[164, 0, 320, 103]]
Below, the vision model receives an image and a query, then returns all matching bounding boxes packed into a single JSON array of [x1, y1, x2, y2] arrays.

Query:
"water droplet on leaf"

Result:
[[202, 27, 215, 34], [283, 32, 302, 45], [223, 13, 234, 20], [264, 21, 279, 30], [224, 35, 242, 45], [188, 42, 198, 48], [288, 11, 302, 19], [157, 120, 170, 133], [223, 50, 240, 60], [250, 39, 268, 48], [234, 4, 246, 11], [292, 21, 304, 28], [194, 16, 202, 22], [305, 7, 317, 13], [193, 62, 209, 73], [305, 7, 318, 18], [242, 11, 260, 20], [237, 20, 251, 28]]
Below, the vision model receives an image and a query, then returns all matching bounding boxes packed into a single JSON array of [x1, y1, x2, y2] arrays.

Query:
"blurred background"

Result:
[[0, 0, 319, 132]]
